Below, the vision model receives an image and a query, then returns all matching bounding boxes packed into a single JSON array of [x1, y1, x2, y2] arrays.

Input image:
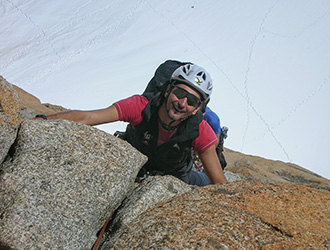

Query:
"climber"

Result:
[[34, 60, 228, 186]]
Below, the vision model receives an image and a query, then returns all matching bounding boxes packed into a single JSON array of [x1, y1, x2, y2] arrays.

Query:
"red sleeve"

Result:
[[113, 95, 149, 126], [192, 120, 218, 154]]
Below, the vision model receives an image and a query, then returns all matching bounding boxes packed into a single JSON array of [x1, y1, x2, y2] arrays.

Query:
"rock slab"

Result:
[[0, 76, 20, 164], [100, 175, 193, 248], [0, 119, 147, 250], [224, 148, 330, 190], [105, 181, 330, 249], [112, 175, 193, 228]]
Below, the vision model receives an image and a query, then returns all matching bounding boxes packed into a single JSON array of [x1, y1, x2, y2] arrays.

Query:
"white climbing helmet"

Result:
[[171, 63, 213, 101]]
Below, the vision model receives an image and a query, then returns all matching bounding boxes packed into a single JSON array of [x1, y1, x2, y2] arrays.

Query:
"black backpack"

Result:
[[142, 59, 191, 99]]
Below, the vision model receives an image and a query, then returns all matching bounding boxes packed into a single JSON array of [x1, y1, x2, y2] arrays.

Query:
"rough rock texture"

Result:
[[224, 148, 330, 190], [0, 77, 66, 165], [101, 175, 193, 247], [0, 120, 147, 250], [223, 170, 244, 182], [0, 76, 20, 165], [104, 180, 330, 249]]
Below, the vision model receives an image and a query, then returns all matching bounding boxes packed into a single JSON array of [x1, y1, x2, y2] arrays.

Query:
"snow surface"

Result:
[[1, 0, 330, 179]]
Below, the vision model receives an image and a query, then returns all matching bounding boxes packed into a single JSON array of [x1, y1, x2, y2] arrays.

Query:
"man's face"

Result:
[[165, 83, 202, 121]]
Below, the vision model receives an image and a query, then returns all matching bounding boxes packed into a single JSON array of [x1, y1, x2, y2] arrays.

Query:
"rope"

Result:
[[92, 211, 115, 250]]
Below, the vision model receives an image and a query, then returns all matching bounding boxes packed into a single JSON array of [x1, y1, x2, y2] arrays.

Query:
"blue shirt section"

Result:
[[204, 107, 221, 134]]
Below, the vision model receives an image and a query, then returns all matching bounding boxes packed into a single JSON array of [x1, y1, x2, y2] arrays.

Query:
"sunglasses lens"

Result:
[[172, 88, 200, 107], [172, 88, 185, 98]]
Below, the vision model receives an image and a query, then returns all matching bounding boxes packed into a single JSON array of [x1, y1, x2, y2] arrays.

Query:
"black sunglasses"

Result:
[[172, 86, 201, 108]]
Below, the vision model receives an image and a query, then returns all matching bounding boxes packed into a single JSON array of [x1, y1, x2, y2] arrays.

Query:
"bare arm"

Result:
[[37, 105, 119, 126], [198, 145, 228, 184]]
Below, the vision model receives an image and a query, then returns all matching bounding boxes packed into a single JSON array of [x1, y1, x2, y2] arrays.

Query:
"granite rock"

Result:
[[0, 119, 147, 250], [2, 81, 330, 250], [105, 181, 330, 249], [101, 175, 193, 248], [0, 76, 20, 164], [224, 148, 330, 191]]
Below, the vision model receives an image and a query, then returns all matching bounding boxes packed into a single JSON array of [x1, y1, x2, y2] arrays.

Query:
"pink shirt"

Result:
[[114, 95, 218, 154]]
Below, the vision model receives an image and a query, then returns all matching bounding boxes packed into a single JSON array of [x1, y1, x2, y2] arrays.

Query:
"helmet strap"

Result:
[[164, 84, 174, 115]]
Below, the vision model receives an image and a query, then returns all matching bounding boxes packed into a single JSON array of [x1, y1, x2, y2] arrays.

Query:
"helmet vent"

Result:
[[197, 71, 206, 80], [207, 82, 213, 91], [183, 64, 191, 75]]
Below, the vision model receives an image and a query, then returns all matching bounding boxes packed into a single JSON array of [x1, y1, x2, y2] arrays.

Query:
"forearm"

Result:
[[45, 110, 89, 123], [204, 165, 228, 184], [34, 105, 119, 126], [199, 145, 228, 184]]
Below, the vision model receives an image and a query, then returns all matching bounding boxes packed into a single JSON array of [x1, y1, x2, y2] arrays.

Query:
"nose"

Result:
[[178, 97, 188, 107]]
